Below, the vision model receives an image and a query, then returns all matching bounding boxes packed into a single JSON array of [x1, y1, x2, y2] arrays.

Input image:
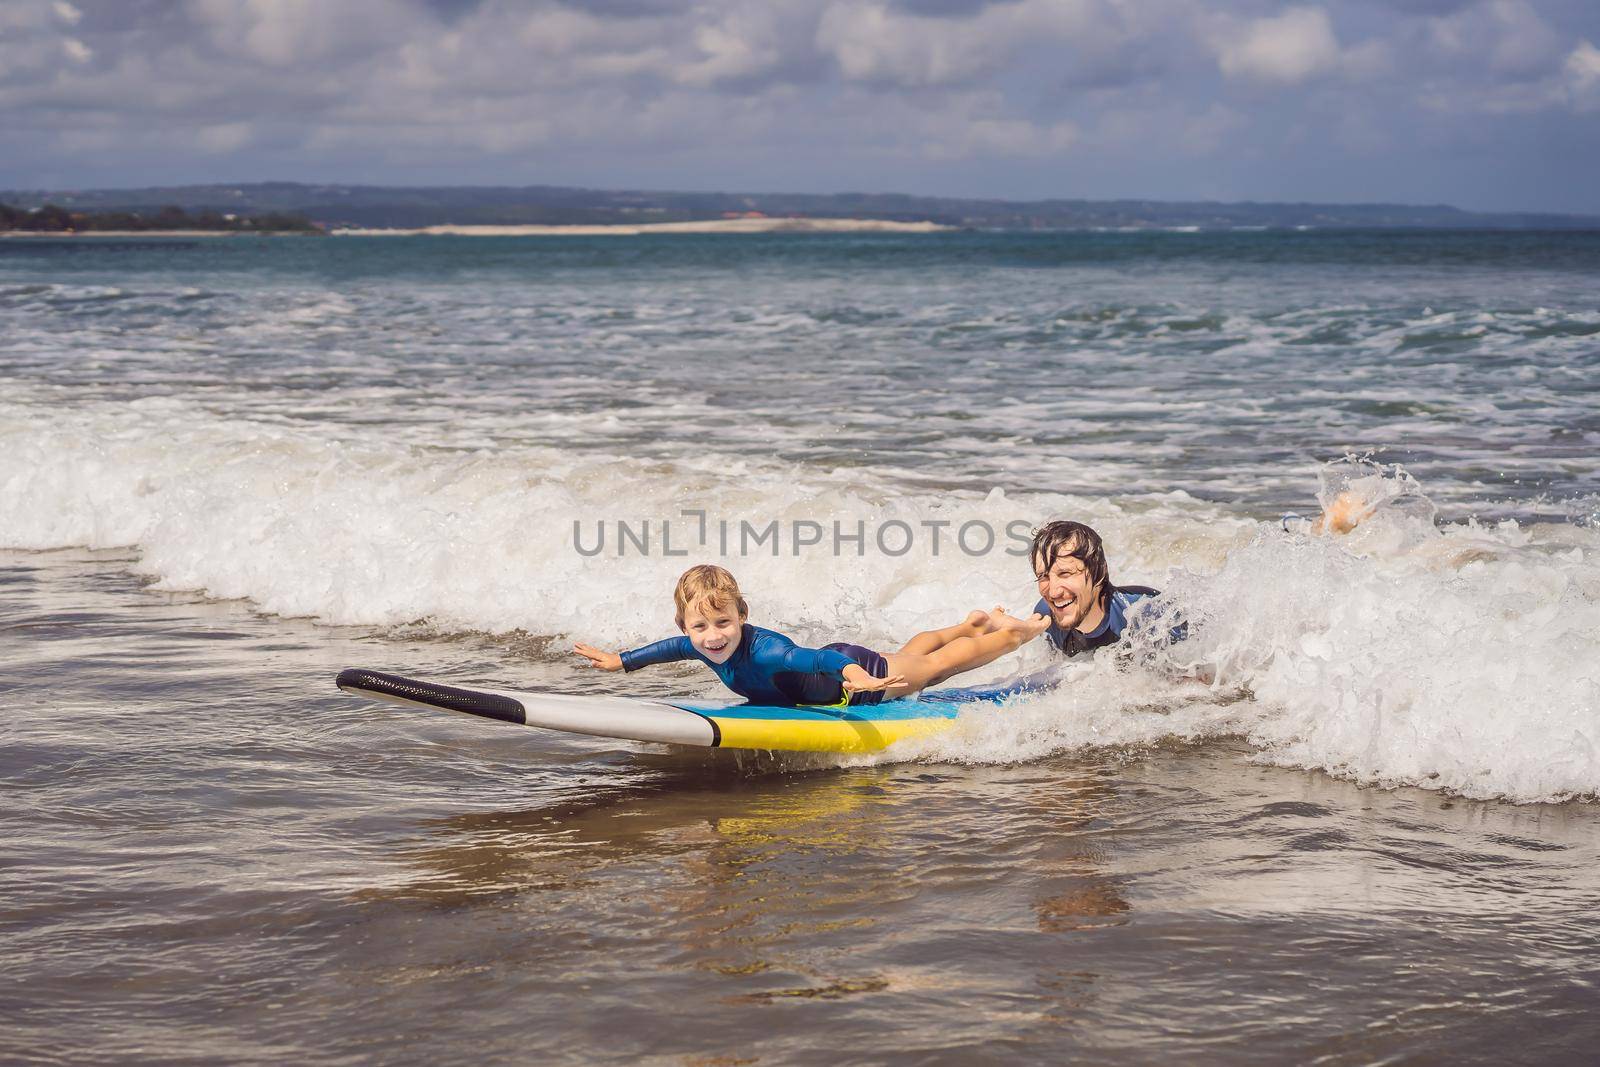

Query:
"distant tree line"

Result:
[[0, 202, 319, 233]]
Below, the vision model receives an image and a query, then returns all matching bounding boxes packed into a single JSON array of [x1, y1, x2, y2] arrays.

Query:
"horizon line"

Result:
[[5, 179, 1598, 221]]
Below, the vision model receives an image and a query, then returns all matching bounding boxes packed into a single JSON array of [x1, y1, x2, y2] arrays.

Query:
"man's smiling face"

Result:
[[1035, 551, 1100, 632]]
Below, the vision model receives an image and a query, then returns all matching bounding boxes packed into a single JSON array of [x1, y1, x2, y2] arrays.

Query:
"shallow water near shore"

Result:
[[4, 231, 1599, 1062], [6, 548, 1600, 1065]]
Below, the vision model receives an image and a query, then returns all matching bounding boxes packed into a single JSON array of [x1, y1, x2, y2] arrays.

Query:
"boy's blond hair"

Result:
[[674, 564, 749, 629]]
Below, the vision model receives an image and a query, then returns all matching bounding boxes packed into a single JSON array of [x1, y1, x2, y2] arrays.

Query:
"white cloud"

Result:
[[61, 36, 91, 63], [1564, 39, 1600, 111], [52, 1, 81, 25], [817, 1, 999, 86], [1420, 0, 1563, 78], [1215, 6, 1341, 86], [674, 3, 793, 88], [1567, 40, 1600, 90], [185, 0, 408, 68], [816, 0, 1102, 89], [1482, 0, 1562, 77], [1410, 6, 1598, 116]]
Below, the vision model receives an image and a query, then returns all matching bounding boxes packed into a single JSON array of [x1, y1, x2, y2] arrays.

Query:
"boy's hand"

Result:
[[573, 643, 624, 671], [842, 665, 905, 694]]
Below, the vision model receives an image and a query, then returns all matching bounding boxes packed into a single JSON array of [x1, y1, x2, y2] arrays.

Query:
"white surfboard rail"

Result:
[[336, 668, 718, 747]]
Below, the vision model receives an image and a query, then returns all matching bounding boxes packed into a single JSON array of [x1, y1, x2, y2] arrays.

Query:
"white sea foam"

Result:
[[899, 459, 1600, 802], [0, 393, 1226, 642], [4, 398, 1597, 803]]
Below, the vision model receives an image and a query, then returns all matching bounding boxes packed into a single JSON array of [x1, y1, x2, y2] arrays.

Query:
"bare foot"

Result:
[[985, 605, 1016, 633], [964, 608, 995, 633], [991, 608, 1050, 639]]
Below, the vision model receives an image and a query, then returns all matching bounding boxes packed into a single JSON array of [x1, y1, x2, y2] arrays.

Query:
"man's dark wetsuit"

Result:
[[619, 624, 889, 706], [1033, 585, 1163, 657]]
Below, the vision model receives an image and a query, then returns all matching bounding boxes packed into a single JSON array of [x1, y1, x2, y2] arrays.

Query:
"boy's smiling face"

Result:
[[680, 600, 744, 663]]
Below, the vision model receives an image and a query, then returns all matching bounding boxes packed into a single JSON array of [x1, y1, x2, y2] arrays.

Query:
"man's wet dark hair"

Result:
[[1031, 521, 1111, 602]]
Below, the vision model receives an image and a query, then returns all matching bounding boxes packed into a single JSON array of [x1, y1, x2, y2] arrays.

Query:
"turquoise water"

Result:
[[4, 231, 1599, 1063]]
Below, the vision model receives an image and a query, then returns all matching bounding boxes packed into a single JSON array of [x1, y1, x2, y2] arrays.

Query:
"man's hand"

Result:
[[1315, 491, 1375, 535]]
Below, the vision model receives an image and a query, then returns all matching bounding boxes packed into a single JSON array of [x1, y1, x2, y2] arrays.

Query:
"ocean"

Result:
[[3, 230, 1598, 1064]]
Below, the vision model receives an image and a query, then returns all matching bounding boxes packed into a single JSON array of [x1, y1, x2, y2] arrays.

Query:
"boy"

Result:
[[574, 564, 1046, 707]]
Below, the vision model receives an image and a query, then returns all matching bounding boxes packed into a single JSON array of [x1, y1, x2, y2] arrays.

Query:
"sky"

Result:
[[3, 0, 1599, 213]]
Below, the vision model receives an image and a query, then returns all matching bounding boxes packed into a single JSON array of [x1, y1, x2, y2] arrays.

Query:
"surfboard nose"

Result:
[[336, 667, 528, 725]]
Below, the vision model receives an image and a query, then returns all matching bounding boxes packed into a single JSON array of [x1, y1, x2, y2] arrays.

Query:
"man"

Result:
[[1030, 520, 1166, 657], [1029, 489, 1371, 659]]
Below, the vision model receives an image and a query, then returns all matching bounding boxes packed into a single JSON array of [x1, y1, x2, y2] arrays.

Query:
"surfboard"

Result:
[[335, 667, 1027, 753]]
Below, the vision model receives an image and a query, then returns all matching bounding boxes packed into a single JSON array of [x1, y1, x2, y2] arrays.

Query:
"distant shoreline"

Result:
[[0, 217, 954, 238], [12, 219, 1597, 240], [333, 218, 955, 236], [11, 182, 1599, 232]]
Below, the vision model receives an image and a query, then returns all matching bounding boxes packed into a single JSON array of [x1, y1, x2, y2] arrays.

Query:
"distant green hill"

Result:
[[3, 182, 1595, 231], [0, 200, 316, 233]]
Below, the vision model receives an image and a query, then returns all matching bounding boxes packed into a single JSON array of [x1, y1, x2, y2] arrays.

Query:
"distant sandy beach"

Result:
[[333, 217, 954, 236]]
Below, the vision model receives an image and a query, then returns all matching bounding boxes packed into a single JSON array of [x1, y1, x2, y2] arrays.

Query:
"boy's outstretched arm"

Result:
[[585, 635, 698, 672]]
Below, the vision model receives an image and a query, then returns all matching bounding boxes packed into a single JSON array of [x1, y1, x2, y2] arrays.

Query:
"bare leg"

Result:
[[882, 611, 1048, 698], [896, 608, 996, 656]]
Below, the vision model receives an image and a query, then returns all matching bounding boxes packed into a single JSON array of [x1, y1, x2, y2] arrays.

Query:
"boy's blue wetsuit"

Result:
[[619, 624, 885, 706], [1033, 585, 1164, 657]]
